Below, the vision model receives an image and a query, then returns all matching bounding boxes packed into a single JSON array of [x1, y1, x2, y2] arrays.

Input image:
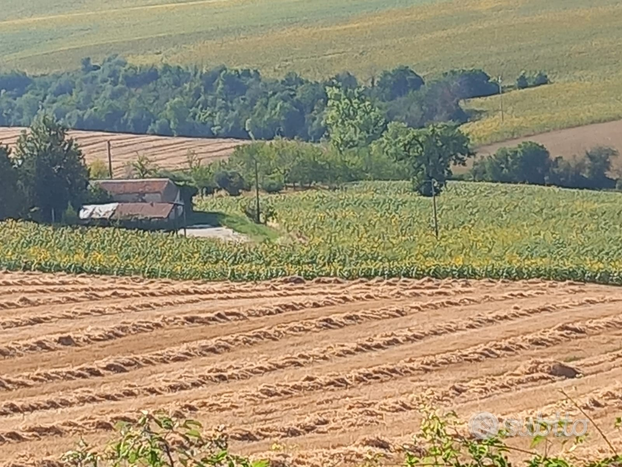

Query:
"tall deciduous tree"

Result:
[[381, 122, 473, 196], [15, 116, 89, 222], [324, 86, 386, 154]]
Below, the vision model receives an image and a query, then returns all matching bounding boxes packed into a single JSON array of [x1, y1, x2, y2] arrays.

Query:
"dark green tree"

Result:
[[548, 155, 586, 188], [472, 142, 552, 185], [0, 57, 477, 144], [83, 185, 113, 204], [0, 145, 24, 219], [376, 66, 425, 101], [385, 79, 468, 129], [516, 72, 529, 90], [442, 69, 499, 99], [0, 71, 32, 95], [15, 116, 89, 222], [532, 71, 550, 87], [584, 146, 618, 185], [327, 72, 358, 90], [214, 170, 246, 196], [472, 141, 552, 185], [516, 71, 549, 90], [382, 122, 473, 196], [80, 57, 98, 73], [186, 152, 218, 195]]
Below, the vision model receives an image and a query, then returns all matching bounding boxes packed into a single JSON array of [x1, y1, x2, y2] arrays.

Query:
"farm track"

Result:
[[0, 271, 621, 464]]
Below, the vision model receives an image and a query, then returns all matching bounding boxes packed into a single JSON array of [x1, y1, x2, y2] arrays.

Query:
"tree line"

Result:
[[470, 142, 620, 190], [0, 56, 506, 141], [121, 86, 474, 198], [6, 87, 611, 229], [0, 86, 475, 227]]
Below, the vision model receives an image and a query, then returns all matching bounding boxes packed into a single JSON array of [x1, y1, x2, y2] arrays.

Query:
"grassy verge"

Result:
[[190, 211, 281, 243]]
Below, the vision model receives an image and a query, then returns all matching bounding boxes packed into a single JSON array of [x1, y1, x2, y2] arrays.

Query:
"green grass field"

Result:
[[2, 182, 622, 283], [1, 0, 621, 144]]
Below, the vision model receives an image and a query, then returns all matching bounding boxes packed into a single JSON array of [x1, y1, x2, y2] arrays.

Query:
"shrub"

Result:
[[442, 69, 500, 99], [62, 205, 79, 225], [62, 406, 622, 467], [261, 175, 285, 194], [215, 170, 247, 196], [516, 71, 550, 90], [83, 184, 114, 204], [88, 159, 110, 179], [63, 411, 268, 467], [533, 71, 550, 87], [517, 72, 530, 90], [243, 198, 276, 224]]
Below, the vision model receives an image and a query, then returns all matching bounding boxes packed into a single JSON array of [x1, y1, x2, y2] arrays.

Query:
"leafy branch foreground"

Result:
[[62, 408, 622, 467], [63, 412, 267, 467]]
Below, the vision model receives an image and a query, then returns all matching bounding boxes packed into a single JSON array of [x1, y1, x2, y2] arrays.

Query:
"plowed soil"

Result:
[[2, 271, 622, 466], [476, 119, 622, 163], [0, 127, 248, 177]]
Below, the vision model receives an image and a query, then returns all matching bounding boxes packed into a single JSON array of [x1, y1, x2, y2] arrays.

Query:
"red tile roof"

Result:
[[95, 179, 174, 196]]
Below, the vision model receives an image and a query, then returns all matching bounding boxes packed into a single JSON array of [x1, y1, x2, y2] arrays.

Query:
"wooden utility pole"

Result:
[[107, 141, 113, 179], [498, 76, 505, 123], [254, 158, 261, 224], [431, 179, 439, 240], [183, 205, 187, 237]]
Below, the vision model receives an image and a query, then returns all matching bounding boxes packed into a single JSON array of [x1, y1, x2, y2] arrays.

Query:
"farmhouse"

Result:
[[80, 178, 192, 230]]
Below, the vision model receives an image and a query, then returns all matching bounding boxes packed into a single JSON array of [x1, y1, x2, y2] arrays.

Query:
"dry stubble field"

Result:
[[0, 127, 248, 177], [2, 270, 622, 466]]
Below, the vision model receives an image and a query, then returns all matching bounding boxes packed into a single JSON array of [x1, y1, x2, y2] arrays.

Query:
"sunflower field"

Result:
[[2, 182, 622, 283]]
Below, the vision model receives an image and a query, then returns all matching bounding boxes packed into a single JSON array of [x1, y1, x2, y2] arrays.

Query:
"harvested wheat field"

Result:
[[476, 119, 622, 160], [0, 127, 248, 176], [2, 270, 622, 466]]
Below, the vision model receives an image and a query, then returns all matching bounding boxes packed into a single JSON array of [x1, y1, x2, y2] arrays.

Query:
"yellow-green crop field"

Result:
[[1, 0, 622, 144], [2, 182, 622, 283]]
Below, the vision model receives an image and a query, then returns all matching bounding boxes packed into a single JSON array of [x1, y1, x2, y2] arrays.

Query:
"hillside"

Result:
[[0, 127, 247, 176], [1, 0, 622, 144]]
